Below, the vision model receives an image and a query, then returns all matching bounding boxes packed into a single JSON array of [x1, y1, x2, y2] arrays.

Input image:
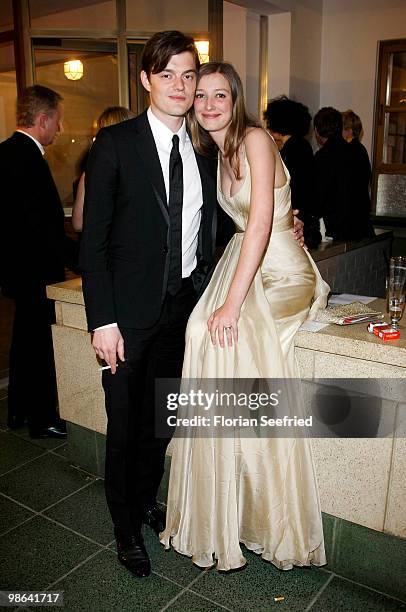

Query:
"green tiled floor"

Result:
[[1, 400, 405, 611], [328, 519, 406, 601], [310, 576, 406, 611], [190, 552, 328, 611]]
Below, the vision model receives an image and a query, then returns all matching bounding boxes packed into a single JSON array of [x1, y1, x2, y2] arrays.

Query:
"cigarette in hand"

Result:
[[98, 364, 117, 371]]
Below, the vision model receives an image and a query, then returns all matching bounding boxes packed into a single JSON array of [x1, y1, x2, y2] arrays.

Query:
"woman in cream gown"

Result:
[[160, 63, 329, 572]]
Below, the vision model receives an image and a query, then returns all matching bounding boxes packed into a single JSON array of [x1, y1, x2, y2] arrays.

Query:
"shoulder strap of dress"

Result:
[[266, 129, 276, 145]]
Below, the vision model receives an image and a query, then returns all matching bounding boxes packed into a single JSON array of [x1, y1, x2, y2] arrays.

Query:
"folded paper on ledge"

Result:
[[314, 301, 383, 325]]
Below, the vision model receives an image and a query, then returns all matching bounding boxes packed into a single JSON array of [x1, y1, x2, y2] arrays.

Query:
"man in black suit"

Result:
[[313, 106, 374, 241], [0, 85, 76, 439], [80, 31, 216, 578], [81, 31, 305, 578]]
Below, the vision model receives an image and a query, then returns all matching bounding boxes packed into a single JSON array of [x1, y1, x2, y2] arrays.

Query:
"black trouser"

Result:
[[102, 279, 197, 537], [8, 289, 58, 432]]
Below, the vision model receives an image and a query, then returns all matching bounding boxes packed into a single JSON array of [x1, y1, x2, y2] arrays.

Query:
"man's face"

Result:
[[38, 103, 63, 146], [314, 128, 326, 148], [140, 51, 197, 125]]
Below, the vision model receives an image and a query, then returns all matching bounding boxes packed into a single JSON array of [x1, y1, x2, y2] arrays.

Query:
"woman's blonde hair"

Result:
[[342, 109, 363, 139], [188, 62, 259, 179], [97, 106, 136, 130]]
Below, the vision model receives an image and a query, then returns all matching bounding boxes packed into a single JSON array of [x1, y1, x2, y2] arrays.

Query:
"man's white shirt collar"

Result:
[[147, 107, 187, 152], [16, 129, 45, 155]]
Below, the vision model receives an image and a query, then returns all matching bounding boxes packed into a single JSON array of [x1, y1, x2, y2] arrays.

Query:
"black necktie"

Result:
[[167, 134, 183, 296]]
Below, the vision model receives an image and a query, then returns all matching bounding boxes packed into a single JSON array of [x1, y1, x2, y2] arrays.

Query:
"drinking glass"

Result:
[[388, 256, 406, 330]]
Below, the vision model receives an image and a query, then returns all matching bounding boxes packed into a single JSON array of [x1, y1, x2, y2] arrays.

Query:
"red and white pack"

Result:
[[377, 328, 400, 341], [368, 321, 390, 334]]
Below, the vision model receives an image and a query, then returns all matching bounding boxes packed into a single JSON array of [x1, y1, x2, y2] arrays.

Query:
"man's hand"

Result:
[[92, 327, 124, 374], [292, 210, 305, 248]]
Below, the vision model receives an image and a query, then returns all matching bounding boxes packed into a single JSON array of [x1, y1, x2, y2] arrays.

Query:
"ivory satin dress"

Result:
[[160, 143, 330, 571]]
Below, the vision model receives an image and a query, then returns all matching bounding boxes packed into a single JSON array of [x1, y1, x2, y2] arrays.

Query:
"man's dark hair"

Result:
[[313, 106, 343, 139], [263, 96, 311, 137], [141, 30, 200, 76], [17, 85, 62, 127]]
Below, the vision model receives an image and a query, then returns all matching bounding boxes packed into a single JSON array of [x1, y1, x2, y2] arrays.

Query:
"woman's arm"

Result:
[[208, 128, 276, 347], [72, 172, 85, 232]]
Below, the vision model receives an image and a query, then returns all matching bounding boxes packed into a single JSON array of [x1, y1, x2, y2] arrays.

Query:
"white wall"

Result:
[[224, 0, 323, 118], [268, 12, 291, 100], [320, 0, 406, 158], [223, 2, 261, 118], [246, 11, 260, 117], [223, 1, 247, 91], [288, 0, 323, 117], [264, 0, 323, 115]]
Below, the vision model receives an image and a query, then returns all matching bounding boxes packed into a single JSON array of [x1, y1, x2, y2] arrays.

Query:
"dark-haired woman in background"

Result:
[[264, 96, 321, 248]]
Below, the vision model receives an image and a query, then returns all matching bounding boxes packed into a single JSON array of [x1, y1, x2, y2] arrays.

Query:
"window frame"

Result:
[[372, 38, 406, 219]]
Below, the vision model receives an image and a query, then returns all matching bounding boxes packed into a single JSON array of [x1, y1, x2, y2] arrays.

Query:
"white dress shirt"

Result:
[[16, 130, 45, 155], [96, 108, 203, 331]]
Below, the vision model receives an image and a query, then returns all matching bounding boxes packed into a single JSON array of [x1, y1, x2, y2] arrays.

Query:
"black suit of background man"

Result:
[[0, 131, 77, 435], [314, 135, 374, 241], [313, 106, 374, 243], [80, 110, 218, 539]]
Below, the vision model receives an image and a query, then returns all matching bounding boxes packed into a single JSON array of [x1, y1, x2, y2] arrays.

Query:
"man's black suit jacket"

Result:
[[314, 136, 374, 242], [0, 131, 76, 298], [80, 111, 218, 331]]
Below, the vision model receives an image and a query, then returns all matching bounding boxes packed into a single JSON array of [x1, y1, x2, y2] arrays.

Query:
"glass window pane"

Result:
[[34, 46, 119, 205], [0, 41, 17, 143], [128, 46, 149, 115], [0, 0, 13, 32], [29, 0, 116, 29], [387, 51, 406, 107], [376, 174, 406, 217], [383, 112, 406, 164], [126, 0, 208, 32]]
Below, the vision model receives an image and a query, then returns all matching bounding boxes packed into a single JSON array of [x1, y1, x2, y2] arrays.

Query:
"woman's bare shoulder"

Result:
[[244, 127, 277, 160]]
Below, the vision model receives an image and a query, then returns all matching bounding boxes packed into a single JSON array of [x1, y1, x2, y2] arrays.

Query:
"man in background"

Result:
[[0, 85, 77, 438], [313, 106, 374, 242]]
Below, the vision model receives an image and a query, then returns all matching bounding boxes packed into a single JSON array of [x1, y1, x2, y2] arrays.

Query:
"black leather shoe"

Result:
[[116, 534, 151, 578], [29, 425, 67, 439], [142, 503, 166, 537]]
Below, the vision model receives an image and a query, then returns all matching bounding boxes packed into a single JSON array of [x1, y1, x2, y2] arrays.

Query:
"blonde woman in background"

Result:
[[342, 109, 374, 238], [342, 109, 371, 182], [72, 106, 135, 231]]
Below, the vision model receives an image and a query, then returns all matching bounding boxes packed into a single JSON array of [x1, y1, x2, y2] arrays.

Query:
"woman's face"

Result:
[[194, 72, 233, 135]]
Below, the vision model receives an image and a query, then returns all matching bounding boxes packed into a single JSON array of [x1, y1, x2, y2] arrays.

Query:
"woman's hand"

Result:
[[208, 302, 240, 347]]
